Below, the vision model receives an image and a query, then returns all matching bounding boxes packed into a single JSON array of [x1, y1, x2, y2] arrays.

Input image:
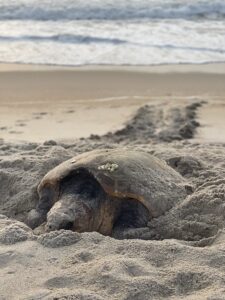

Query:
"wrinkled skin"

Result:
[[46, 196, 89, 232]]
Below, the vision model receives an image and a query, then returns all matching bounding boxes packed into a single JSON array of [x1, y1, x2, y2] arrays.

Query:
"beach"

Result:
[[0, 63, 225, 142], [0, 62, 225, 299], [1, 0, 225, 298]]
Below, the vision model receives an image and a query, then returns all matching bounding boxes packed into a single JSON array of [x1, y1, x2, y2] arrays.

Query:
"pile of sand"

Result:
[[1, 100, 225, 299]]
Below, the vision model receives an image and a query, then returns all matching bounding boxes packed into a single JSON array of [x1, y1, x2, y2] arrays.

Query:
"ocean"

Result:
[[0, 0, 225, 66]]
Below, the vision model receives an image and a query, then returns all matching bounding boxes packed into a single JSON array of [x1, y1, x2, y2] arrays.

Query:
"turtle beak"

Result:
[[45, 212, 74, 232]]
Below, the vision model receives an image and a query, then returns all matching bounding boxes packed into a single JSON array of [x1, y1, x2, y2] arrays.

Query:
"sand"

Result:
[[1, 63, 225, 300], [0, 63, 225, 142]]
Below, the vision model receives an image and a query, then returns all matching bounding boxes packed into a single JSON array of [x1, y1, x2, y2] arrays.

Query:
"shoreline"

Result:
[[1, 62, 225, 74]]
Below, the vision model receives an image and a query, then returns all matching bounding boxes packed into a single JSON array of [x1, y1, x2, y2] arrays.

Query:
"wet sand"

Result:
[[0, 63, 225, 142], [195, 100, 225, 143]]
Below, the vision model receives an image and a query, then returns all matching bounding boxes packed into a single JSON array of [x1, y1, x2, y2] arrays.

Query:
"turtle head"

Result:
[[45, 196, 90, 232], [45, 169, 116, 234]]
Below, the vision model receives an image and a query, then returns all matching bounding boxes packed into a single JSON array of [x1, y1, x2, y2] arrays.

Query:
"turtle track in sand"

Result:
[[100, 100, 203, 143]]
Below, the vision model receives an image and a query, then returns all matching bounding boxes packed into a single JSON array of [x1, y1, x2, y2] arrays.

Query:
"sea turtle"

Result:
[[27, 149, 189, 236]]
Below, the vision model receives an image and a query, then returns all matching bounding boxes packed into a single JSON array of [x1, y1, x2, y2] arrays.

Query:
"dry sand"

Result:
[[1, 63, 225, 300]]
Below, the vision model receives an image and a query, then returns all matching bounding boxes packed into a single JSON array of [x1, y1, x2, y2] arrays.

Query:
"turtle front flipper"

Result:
[[27, 186, 56, 229], [27, 208, 45, 229], [112, 197, 150, 238]]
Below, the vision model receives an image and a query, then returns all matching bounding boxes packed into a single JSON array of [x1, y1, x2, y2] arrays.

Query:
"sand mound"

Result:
[[1, 99, 225, 299], [0, 215, 34, 245], [38, 230, 81, 248]]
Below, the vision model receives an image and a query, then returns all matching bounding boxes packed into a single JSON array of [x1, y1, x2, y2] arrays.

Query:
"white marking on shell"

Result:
[[98, 163, 118, 172]]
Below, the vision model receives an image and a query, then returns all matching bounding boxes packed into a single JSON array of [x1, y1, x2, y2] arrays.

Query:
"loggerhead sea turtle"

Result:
[[27, 149, 189, 236]]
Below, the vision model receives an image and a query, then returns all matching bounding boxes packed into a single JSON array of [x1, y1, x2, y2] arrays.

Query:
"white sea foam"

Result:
[[1, 0, 225, 20], [0, 0, 224, 66]]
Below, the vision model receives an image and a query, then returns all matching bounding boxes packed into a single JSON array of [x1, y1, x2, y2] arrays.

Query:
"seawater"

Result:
[[0, 0, 224, 66]]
